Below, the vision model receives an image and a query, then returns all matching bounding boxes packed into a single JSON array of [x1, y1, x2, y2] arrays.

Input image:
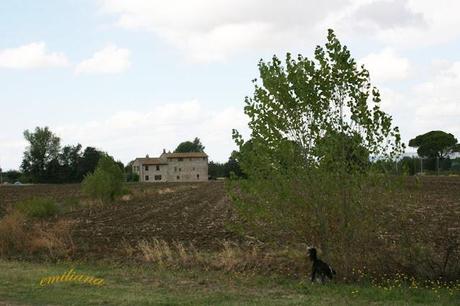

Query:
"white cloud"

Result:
[[0, 138, 27, 171], [98, 0, 348, 62], [370, 0, 460, 48], [0, 42, 69, 69], [361, 48, 411, 83], [377, 61, 460, 148], [412, 62, 460, 129], [98, 0, 460, 62], [55, 100, 249, 164], [350, 0, 425, 31], [75, 44, 131, 75]]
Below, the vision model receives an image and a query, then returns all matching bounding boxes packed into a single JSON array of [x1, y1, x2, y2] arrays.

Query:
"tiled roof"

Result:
[[164, 152, 208, 158], [134, 152, 208, 164], [134, 158, 168, 165]]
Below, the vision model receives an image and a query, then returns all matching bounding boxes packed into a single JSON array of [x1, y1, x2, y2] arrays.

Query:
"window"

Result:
[[145, 175, 149, 181], [156, 165, 160, 171], [176, 176, 180, 180], [145, 165, 149, 171], [196, 174, 200, 179], [174, 166, 177, 172], [154, 175, 162, 181], [178, 158, 183, 161], [192, 167, 195, 171], [179, 168, 181, 172]]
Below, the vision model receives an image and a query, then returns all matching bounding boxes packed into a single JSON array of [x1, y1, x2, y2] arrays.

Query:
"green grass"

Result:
[[0, 260, 458, 305], [15, 198, 59, 218]]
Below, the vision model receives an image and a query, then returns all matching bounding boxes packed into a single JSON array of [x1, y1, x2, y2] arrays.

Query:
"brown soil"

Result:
[[0, 184, 81, 216], [66, 182, 242, 258], [1, 177, 459, 263]]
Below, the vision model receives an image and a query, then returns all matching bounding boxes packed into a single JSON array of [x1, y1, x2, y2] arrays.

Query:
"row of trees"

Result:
[[13, 129, 244, 183], [19, 127, 122, 183]]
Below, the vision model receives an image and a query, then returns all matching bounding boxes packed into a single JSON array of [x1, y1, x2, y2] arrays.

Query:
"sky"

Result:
[[1, 0, 460, 170]]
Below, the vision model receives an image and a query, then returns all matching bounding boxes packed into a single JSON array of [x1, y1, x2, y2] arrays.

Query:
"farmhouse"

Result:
[[132, 150, 208, 182]]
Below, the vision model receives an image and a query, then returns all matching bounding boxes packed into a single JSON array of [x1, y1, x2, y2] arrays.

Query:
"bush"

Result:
[[58, 197, 81, 213], [126, 172, 139, 182], [0, 211, 74, 259], [15, 198, 59, 218], [0, 211, 28, 256], [82, 155, 125, 203]]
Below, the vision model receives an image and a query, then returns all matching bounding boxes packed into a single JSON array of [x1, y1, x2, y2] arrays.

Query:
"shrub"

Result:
[[82, 155, 125, 203], [0, 211, 28, 256], [58, 197, 81, 213], [126, 172, 139, 182], [0, 211, 74, 259], [15, 198, 59, 218]]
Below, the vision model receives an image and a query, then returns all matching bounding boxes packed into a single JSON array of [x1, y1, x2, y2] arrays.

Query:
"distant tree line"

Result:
[[208, 151, 245, 179], [18, 127, 123, 183], [5, 132, 246, 184]]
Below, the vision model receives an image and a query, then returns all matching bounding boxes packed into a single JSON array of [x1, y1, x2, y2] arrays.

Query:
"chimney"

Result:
[[146, 154, 149, 158], [163, 148, 166, 154]]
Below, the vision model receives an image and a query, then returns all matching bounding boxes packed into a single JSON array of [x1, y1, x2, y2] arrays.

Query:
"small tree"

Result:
[[174, 137, 205, 153], [231, 29, 404, 258], [82, 155, 125, 204]]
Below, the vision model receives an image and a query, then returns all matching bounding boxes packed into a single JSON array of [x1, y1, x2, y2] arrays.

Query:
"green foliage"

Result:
[[19, 126, 111, 183], [230, 29, 404, 256], [225, 151, 245, 178], [174, 137, 205, 153], [58, 197, 81, 213], [208, 161, 226, 178], [126, 172, 140, 182], [21, 127, 61, 183], [76, 146, 105, 180], [124, 160, 140, 182], [209, 151, 246, 179], [15, 198, 59, 219], [82, 155, 125, 203], [58, 144, 83, 182], [409, 130, 459, 159], [1, 170, 21, 183]]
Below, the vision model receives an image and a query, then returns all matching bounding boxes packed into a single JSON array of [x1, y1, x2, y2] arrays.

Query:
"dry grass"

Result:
[[0, 210, 75, 259], [0, 211, 28, 256], [129, 239, 306, 277], [29, 219, 76, 258]]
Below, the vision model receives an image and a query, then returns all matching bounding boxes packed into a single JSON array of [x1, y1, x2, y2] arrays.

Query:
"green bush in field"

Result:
[[82, 155, 125, 203], [15, 198, 59, 218]]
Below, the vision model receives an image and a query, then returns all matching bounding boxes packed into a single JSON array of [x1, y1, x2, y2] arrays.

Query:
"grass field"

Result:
[[0, 260, 459, 305]]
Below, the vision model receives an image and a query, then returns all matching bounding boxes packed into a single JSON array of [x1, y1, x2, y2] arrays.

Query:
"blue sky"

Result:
[[1, 0, 460, 170]]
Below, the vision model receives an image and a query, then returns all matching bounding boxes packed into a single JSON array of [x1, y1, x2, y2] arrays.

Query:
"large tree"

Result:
[[231, 29, 403, 255], [174, 137, 205, 153], [77, 146, 104, 180], [409, 130, 459, 159], [59, 144, 83, 182], [21, 127, 61, 182]]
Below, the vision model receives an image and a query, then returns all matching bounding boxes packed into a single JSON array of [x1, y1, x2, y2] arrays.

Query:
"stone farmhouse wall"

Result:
[[132, 152, 208, 183]]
